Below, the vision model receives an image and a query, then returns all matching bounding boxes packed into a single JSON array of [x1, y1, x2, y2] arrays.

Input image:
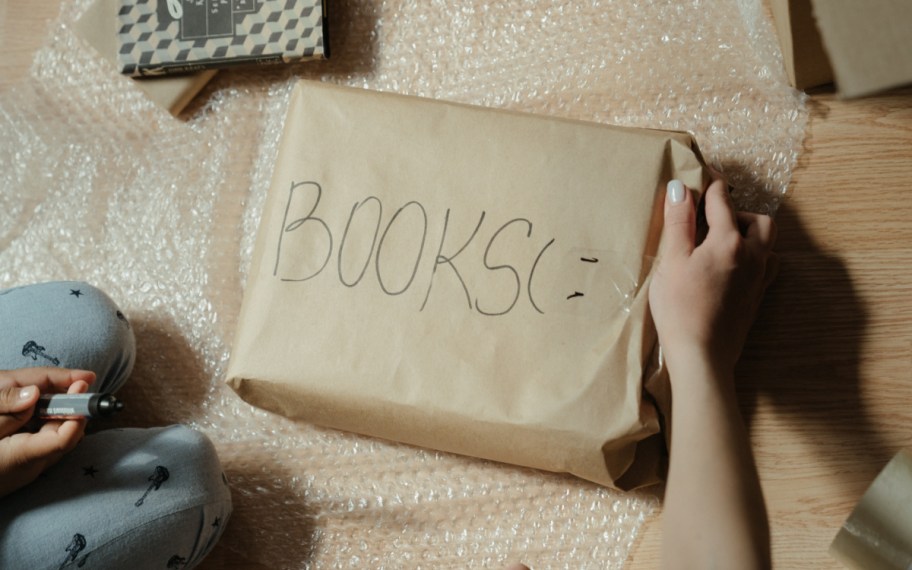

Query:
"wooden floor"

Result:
[[3, 3, 911, 568]]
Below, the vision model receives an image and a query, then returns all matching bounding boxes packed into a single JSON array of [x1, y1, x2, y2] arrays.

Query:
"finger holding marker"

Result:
[[38, 391, 124, 420], [0, 367, 95, 394], [33, 411, 86, 456], [0, 367, 93, 436], [29, 376, 90, 459], [0, 417, 87, 498], [0, 369, 93, 498], [0, 384, 42, 438]]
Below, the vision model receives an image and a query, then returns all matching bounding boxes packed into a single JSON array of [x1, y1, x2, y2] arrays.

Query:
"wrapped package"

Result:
[[226, 80, 707, 488]]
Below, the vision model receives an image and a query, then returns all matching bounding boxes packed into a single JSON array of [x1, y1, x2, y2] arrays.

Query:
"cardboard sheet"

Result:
[[810, 0, 912, 98], [831, 450, 912, 569], [226, 81, 708, 488], [771, 0, 912, 96], [769, 0, 834, 90]]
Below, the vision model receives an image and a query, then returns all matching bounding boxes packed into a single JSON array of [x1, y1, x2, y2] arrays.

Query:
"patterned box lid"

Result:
[[117, 0, 327, 76]]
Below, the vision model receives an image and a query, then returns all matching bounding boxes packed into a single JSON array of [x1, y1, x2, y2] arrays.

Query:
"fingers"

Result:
[[662, 179, 697, 258], [736, 211, 779, 292], [68, 380, 91, 395], [0, 369, 93, 498], [737, 211, 777, 250], [0, 419, 86, 498], [0, 368, 96, 394], [0, 385, 41, 438], [14, 418, 87, 472], [704, 178, 738, 236], [35, 418, 86, 456], [0, 369, 93, 439]]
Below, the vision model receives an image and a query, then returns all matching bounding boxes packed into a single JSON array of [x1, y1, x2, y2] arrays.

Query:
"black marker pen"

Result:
[[37, 394, 124, 420]]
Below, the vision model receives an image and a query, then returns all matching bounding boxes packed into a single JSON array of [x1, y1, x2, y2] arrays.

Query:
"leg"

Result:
[[0, 425, 232, 570], [0, 281, 136, 393]]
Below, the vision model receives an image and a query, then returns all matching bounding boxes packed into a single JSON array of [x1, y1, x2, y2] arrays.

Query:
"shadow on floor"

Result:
[[738, 200, 893, 485]]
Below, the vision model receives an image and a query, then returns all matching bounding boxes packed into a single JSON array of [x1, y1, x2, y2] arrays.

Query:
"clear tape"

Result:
[[548, 250, 653, 319], [0, 0, 806, 567]]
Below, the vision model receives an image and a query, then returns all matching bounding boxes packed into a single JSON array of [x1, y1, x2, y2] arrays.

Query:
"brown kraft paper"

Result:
[[226, 80, 708, 489]]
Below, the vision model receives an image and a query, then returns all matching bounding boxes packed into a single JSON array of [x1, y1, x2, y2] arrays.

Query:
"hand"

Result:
[[648, 178, 778, 378], [0, 367, 95, 499]]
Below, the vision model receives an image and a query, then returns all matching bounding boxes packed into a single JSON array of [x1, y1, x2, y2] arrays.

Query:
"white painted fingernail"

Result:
[[667, 180, 685, 204], [19, 386, 37, 401]]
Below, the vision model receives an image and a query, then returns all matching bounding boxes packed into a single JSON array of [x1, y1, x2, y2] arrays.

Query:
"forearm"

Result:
[[662, 353, 771, 570]]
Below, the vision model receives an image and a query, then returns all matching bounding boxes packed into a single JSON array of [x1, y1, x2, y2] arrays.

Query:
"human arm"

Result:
[[648, 178, 778, 569], [0, 367, 94, 499]]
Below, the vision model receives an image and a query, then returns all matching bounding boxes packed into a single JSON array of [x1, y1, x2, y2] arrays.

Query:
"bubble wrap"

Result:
[[0, 0, 806, 568]]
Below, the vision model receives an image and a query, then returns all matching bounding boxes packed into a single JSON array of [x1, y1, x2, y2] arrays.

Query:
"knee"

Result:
[[112, 425, 231, 507], [64, 281, 136, 393], [1, 280, 136, 392], [0, 425, 232, 570], [116, 426, 233, 568]]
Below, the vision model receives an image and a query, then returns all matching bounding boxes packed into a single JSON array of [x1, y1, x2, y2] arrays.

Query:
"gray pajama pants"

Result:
[[0, 281, 232, 570]]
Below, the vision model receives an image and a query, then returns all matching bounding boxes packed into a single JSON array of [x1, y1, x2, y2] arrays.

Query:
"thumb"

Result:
[[0, 385, 40, 438], [662, 179, 696, 258]]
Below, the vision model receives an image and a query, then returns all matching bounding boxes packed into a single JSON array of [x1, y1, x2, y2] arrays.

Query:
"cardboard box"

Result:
[[116, 0, 328, 76], [770, 0, 912, 97]]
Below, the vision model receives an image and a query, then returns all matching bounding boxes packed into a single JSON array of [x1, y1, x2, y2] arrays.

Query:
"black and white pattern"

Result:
[[117, 0, 327, 76]]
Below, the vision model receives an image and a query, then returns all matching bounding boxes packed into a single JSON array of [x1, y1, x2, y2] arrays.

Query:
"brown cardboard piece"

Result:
[[810, 0, 912, 98], [770, 0, 912, 97], [73, 0, 216, 116], [226, 81, 708, 488], [830, 450, 912, 569], [769, 0, 834, 90]]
